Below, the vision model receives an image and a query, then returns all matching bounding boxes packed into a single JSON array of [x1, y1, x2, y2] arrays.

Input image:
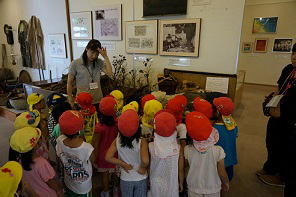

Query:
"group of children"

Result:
[[0, 89, 238, 197]]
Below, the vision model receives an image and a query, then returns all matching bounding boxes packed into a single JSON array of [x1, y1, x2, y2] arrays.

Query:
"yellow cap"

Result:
[[10, 127, 41, 153], [14, 110, 40, 129], [142, 100, 163, 128], [0, 161, 23, 197], [27, 93, 44, 111], [110, 90, 124, 110], [122, 101, 139, 113]]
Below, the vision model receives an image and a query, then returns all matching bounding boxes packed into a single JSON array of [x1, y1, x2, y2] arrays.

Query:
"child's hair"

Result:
[[119, 127, 141, 149], [9, 148, 34, 171], [98, 108, 116, 126], [64, 133, 80, 139], [52, 102, 72, 122]]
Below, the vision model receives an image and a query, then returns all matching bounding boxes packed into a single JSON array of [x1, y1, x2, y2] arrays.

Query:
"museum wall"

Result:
[[0, 0, 71, 81], [70, 0, 245, 78], [0, 0, 245, 82], [238, 0, 296, 85]]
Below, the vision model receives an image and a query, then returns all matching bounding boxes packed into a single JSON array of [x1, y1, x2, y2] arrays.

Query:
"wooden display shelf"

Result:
[[0, 106, 25, 121]]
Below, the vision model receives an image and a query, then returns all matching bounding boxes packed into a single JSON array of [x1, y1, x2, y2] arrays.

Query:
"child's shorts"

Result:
[[65, 187, 90, 197], [188, 191, 220, 197]]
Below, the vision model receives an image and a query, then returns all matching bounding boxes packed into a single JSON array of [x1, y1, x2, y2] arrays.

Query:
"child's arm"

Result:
[[138, 138, 149, 175], [178, 146, 185, 192], [105, 139, 133, 173], [46, 178, 64, 197], [217, 159, 229, 192], [91, 132, 101, 164]]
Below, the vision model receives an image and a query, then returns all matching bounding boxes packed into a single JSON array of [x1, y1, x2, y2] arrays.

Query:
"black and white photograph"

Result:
[[159, 18, 201, 57], [95, 10, 105, 20], [273, 38, 293, 52]]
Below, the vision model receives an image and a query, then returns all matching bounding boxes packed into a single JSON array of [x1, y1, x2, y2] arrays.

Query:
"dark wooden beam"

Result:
[[65, 0, 73, 61]]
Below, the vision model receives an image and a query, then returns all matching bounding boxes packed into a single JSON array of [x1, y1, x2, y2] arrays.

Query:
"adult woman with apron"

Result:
[[67, 39, 112, 107]]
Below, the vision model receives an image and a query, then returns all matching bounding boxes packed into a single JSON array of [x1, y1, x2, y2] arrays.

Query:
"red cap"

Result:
[[118, 110, 139, 137], [76, 92, 96, 116], [154, 112, 177, 137], [76, 92, 93, 108], [174, 95, 188, 108], [213, 97, 234, 116], [154, 108, 175, 118], [166, 98, 184, 124], [99, 97, 117, 116], [141, 94, 156, 110], [59, 110, 84, 135], [193, 97, 213, 119], [186, 111, 212, 141]]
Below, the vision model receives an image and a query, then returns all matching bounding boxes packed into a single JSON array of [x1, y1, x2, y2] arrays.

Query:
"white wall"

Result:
[[0, 0, 71, 81], [238, 0, 296, 85], [70, 0, 245, 78]]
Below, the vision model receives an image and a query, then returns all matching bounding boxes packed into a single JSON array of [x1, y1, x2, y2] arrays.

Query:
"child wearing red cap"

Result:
[[149, 112, 184, 197], [76, 92, 99, 144], [105, 110, 149, 197], [185, 111, 229, 197], [56, 110, 94, 197], [212, 97, 238, 181], [92, 97, 118, 197]]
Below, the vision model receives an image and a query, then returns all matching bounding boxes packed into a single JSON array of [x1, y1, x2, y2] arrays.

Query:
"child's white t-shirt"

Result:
[[149, 142, 180, 197], [184, 145, 225, 194], [116, 136, 148, 181], [56, 135, 94, 194]]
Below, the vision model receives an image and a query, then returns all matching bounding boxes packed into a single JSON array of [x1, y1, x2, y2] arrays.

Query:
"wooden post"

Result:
[[65, 0, 73, 61]]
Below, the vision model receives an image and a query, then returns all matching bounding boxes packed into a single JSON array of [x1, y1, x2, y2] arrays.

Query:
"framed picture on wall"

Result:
[[70, 11, 93, 39], [93, 4, 122, 41], [159, 18, 201, 57], [254, 38, 268, 53], [125, 20, 158, 54], [252, 17, 278, 34], [272, 38, 293, 53], [48, 34, 67, 58], [242, 42, 253, 53]]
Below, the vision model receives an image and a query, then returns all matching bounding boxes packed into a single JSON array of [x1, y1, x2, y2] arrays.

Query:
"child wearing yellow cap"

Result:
[[141, 99, 163, 139], [27, 93, 49, 146], [14, 110, 49, 160], [9, 127, 63, 197]]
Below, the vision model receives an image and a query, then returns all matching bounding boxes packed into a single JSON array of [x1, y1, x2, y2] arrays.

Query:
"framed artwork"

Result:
[[159, 18, 201, 57], [48, 34, 67, 58], [254, 38, 268, 53], [252, 17, 278, 34], [125, 20, 158, 54], [93, 4, 122, 41], [70, 12, 92, 39], [272, 38, 293, 53], [242, 42, 253, 53]]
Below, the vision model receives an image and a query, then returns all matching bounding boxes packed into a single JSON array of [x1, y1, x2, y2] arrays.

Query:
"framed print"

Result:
[[125, 20, 158, 54], [159, 18, 201, 57], [254, 38, 268, 53], [48, 34, 67, 58], [252, 17, 278, 34], [70, 12, 92, 39], [93, 4, 122, 40], [242, 42, 253, 53], [143, 0, 187, 17], [273, 38, 293, 53]]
